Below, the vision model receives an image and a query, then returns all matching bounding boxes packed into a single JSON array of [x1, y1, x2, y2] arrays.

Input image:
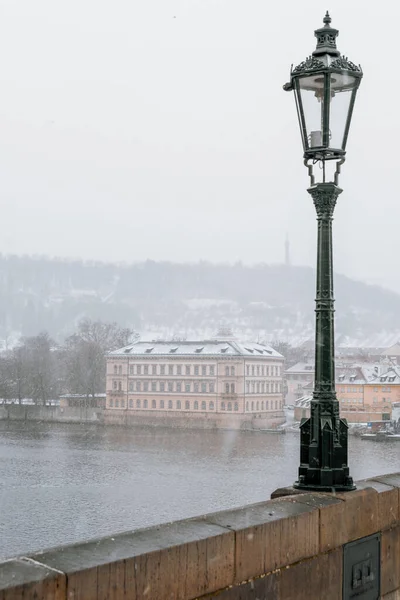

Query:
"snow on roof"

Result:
[[108, 340, 283, 358], [285, 362, 314, 373]]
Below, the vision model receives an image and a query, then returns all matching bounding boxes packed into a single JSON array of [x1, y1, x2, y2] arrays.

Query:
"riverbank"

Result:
[[0, 404, 286, 431]]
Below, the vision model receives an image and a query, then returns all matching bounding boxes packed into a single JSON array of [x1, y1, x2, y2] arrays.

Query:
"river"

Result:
[[1, 420, 399, 561]]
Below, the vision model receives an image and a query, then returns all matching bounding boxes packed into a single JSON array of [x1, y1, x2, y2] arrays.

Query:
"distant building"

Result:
[[105, 338, 285, 429], [59, 393, 106, 409], [284, 362, 314, 405], [294, 365, 395, 423]]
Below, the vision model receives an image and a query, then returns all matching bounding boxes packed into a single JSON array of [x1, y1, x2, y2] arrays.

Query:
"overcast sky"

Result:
[[0, 1, 397, 290]]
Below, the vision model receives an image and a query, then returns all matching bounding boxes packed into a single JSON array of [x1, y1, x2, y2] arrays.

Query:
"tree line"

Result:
[[0, 319, 134, 404]]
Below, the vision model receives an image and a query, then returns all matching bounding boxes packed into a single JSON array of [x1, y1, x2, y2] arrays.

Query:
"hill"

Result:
[[0, 255, 398, 347]]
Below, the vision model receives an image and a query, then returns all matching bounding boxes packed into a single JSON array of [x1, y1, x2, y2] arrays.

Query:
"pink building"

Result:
[[105, 338, 285, 429]]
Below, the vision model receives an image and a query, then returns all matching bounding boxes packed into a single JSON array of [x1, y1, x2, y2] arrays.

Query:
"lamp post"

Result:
[[284, 13, 363, 491]]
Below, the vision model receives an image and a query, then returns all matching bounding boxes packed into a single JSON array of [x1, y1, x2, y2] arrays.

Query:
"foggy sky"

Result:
[[0, 1, 396, 290]]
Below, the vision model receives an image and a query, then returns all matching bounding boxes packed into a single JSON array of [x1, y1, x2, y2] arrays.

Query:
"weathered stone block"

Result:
[[357, 477, 399, 531], [279, 548, 342, 600], [382, 591, 400, 600], [381, 527, 400, 596], [0, 558, 66, 600], [208, 496, 320, 583], [319, 487, 379, 552], [198, 571, 279, 599], [31, 519, 234, 600]]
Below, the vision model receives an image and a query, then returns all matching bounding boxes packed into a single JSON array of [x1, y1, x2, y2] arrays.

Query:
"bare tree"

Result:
[[62, 319, 134, 399]]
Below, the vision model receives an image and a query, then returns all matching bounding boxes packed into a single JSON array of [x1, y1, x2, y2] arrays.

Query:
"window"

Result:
[[177, 382, 181, 392], [246, 381, 250, 393], [257, 366, 260, 376], [246, 365, 249, 376], [136, 381, 141, 392], [185, 400, 190, 410], [177, 365, 182, 375], [152, 364, 157, 375], [168, 400, 172, 409], [231, 383, 235, 394], [209, 382, 215, 393], [137, 365, 142, 375], [152, 399, 156, 408], [160, 400, 164, 409], [373, 397, 378, 404], [275, 400, 278, 409], [194, 401, 199, 410], [114, 365, 117, 375], [209, 401, 214, 410], [121, 399, 125, 408], [186, 365, 190, 375], [261, 401, 264, 410], [256, 382, 260, 394], [194, 366, 199, 375], [202, 383, 207, 393], [168, 382, 173, 392], [110, 399, 114, 407], [374, 387, 378, 392], [234, 402, 238, 411], [129, 399, 133, 408], [251, 401, 254, 411], [168, 365, 174, 375], [221, 402, 225, 411], [246, 401, 249, 411], [119, 366, 122, 375], [210, 365, 215, 376], [143, 399, 148, 408], [160, 382, 165, 392], [227, 402, 232, 411], [202, 366, 206, 376], [118, 382, 122, 391], [231, 366, 235, 376], [201, 401, 206, 410], [185, 383, 191, 393], [225, 383, 230, 394], [129, 382, 134, 392], [113, 381, 117, 390], [252, 366, 255, 376], [144, 365, 148, 375], [387, 387, 391, 392], [177, 400, 181, 409], [129, 365, 134, 375], [261, 382, 265, 393], [116, 399, 119, 408], [225, 366, 229, 376], [194, 382, 199, 392], [160, 365, 165, 375], [151, 381, 157, 392], [136, 399, 141, 408], [256, 401, 259, 410]]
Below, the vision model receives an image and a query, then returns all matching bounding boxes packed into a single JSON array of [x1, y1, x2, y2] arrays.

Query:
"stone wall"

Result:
[[1, 472, 400, 599], [103, 408, 285, 430], [0, 404, 104, 424]]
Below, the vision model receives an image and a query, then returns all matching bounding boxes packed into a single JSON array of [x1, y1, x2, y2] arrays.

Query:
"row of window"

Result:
[[245, 400, 282, 411], [113, 364, 218, 377], [339, 397, 391, 405], [110, 398, 221, 411], [113, 380, 218, 393], [245, 381, 281, 394], [112, 363, 282, 378], [340, 398, 363, 404], [338, 387, 363, 393], [108, 398, 283, 411], [246, 364, 280, 377]]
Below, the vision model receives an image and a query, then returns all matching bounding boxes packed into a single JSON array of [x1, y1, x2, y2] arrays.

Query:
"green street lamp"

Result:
[[284, 13, 363, 491]]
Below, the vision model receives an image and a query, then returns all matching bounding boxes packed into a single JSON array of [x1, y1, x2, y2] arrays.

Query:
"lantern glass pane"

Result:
[[329, 73, 357, 149], [298, 75, 325, 149]]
